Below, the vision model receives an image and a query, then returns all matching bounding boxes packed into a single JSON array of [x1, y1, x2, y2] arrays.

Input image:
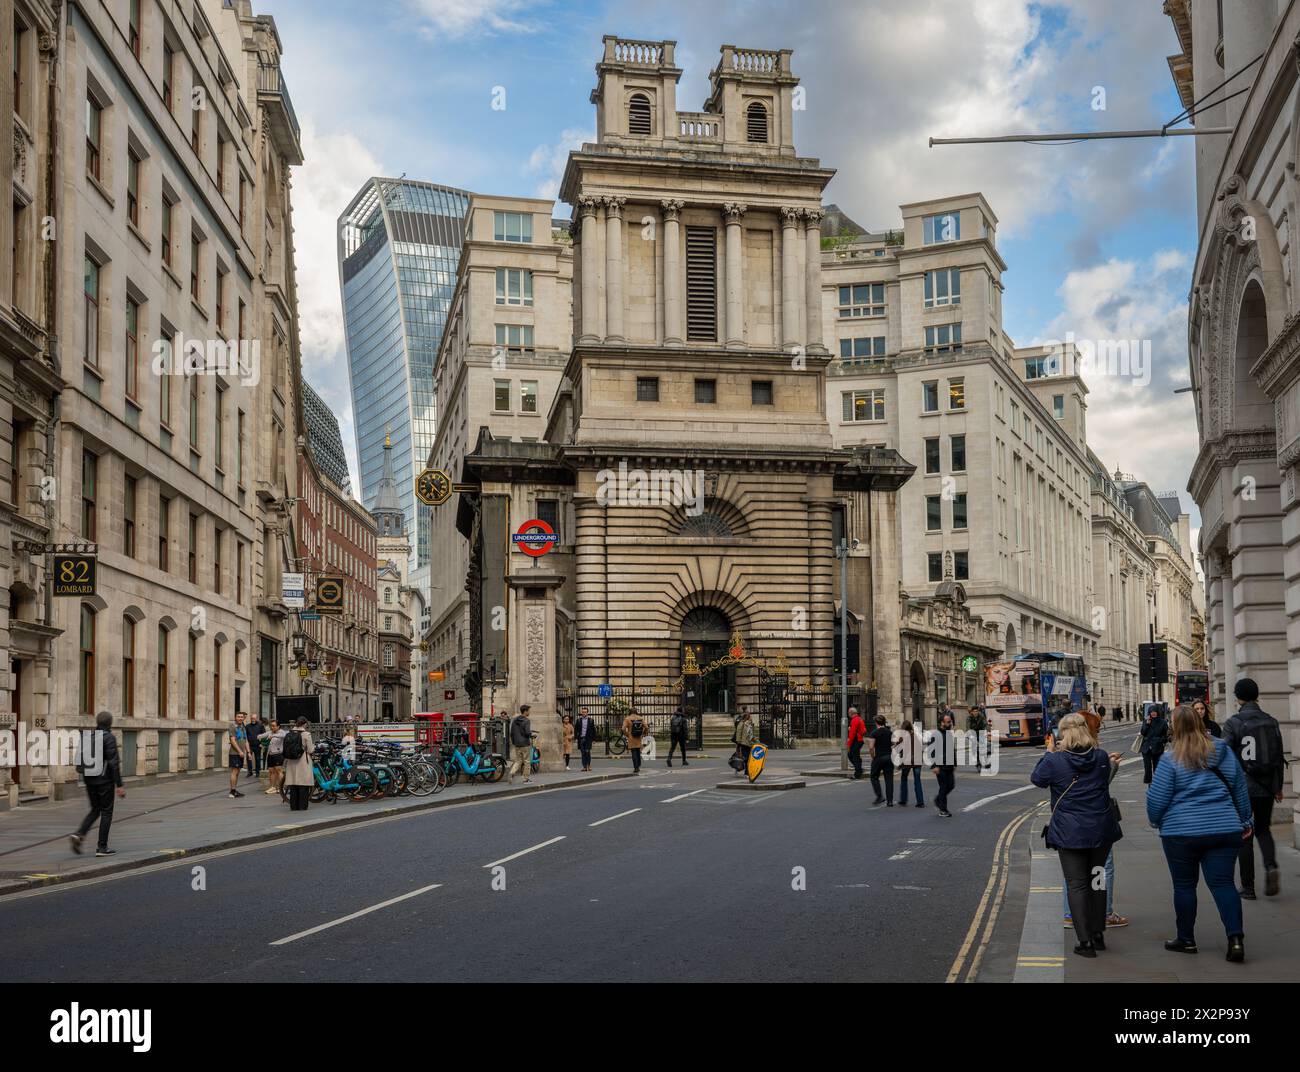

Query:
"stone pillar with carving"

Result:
[[574, 488, 607, 688], [603, 196, 626, 342], [723, 202, 747, 349], [506, 571, 565, 762], [661, 200, 684, 346], [780, 207, 802, 350], [578, 196, 602, 343], [803, 208, 825, 353]]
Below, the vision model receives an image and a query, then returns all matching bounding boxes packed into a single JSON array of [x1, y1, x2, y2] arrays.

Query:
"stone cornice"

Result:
[[1251, 307, 1300, 397], [1188, 428, 1279, 504]]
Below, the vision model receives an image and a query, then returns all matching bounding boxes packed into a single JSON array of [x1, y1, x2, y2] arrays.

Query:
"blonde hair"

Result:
[[1170, 704, 1214, 770], [1055, 713, 1094, 751]]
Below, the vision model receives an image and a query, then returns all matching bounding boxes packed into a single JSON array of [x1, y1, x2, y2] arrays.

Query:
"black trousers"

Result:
[[668, 734, 688, 763], [288, 785, 310, 811], [579, 744, 593, 768], [1059, 843, 1112, 944], [246, 744, 262, 775], [1239, 795, 1277, 889], [630, 746, 642, 772], [76, 781, 116, 850], [870, 758, 894, 802], [848, 741, 863, 778], [1142, 750, 1163, 783], [934, 767, 955, 812]]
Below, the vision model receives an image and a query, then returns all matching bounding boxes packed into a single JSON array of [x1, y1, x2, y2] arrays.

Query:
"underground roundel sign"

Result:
[[512, 518, 557, 557]]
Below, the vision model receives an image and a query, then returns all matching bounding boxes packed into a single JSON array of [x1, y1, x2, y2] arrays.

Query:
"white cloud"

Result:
[[292, 123, 386, 489], [404, 0, 541, 37], [524, 127, 593, 200]]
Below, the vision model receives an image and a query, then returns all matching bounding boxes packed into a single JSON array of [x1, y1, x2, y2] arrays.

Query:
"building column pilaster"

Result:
[[780, 207, 802, 350], [603, 196, 626, 343], [661, 200, 684, 347], [803, 208, 825, 353], [578, 197, 601, 343], [723, 202, 747, 349]]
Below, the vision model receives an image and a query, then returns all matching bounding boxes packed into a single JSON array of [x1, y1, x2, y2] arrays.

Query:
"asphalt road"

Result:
[[0, 738, 1076, 982]]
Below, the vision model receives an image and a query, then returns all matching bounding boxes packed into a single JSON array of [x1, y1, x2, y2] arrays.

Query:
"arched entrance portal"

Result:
[[681, 607, 736, 714], [909, 661, 926, 726]]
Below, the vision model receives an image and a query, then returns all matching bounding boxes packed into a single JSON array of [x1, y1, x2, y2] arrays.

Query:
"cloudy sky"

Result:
[[270, 0, 1201, 523]]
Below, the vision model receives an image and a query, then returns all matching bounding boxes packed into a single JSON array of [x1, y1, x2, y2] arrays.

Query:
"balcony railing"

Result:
[[605, 37, 669, 65], [678, 112, 721, 141], [257, 62, 302, 162]]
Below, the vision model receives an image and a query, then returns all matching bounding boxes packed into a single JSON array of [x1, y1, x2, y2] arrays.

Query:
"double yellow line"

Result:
[[946, 800, 1045, 983]]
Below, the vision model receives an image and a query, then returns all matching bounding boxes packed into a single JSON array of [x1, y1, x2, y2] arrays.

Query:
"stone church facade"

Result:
[[454, 38, 912, 754]]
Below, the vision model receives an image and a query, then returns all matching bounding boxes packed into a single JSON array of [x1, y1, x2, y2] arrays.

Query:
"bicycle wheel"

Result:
[[389, 765, 408, 795], [609, 734, 627, 756], [406, 763, 435, 797], [350, 767, 378, 801], [429, 761, 447, 793]]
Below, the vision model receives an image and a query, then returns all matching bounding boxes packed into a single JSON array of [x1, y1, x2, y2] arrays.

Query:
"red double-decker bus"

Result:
[[1175, 669, 1209, 706]]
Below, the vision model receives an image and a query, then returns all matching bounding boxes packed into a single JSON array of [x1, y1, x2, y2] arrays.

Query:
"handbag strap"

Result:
[[1049, 774, 1079, 815]]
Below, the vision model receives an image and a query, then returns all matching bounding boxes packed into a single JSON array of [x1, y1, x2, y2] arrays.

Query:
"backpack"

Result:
[[670, 714, 685, 735], [630, 718, 645, 738], [282, 729, 305, 761], [1237, 714, 1284, 783]]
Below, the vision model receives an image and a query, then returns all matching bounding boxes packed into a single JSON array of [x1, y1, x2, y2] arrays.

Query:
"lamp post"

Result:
[[835, 537, 857, 770]]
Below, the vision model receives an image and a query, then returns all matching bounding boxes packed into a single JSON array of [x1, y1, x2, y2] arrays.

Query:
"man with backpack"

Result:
[[623, 709, 647, 774], [509, 707, 533, 784], [69, 711, 125, 857], [1224, 678, 1286, 899], [667, 707, 689, 767]]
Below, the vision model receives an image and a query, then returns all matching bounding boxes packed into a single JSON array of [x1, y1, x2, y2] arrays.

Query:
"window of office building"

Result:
[[839, 336, 886, 359], [925, 323, 963, 354], [922, 381, 939, 413], [841, 389, 885, 422], [80, 605, 96, 715], [924, 437, 940, 474], [520, 381, 538, 414], [83, 257, 100, 367], [924, 268, 961, 308], [953, 492, 968, 530], [837, 283, 885, 318], [1053, 394, 1065, 420], [695, 378, 717, 404], [928, 552, 943, 582], [495, 268, 533, 306], [751, 380, 774, 406], [493, 211, 533, 243], [926, 495, 942, 532], [951, 434, 966, 472], [955, 550, 970, 580], [948, 378, 966, 410], [637, 376, 659, 402], [923, 212, 960, 245], [495, 323, 534, 353], [685, 226, 717, 341]]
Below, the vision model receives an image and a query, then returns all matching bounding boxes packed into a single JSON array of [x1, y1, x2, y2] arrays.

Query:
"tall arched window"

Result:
[[187, 634, 197, 720], [628, 92, 652, 135], [746, 101, 768, 143], [157, 625, 169, 717], [122, 616, 136, 717], [79, 604, 96, 715]]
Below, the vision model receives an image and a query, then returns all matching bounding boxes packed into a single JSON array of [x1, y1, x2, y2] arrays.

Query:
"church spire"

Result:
[[373, 425, 404, 534]]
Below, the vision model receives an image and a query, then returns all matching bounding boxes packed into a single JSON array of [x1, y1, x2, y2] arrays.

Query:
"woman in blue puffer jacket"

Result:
[[1147, 704, 1253, 963], [1032, 714, 1124, 958]]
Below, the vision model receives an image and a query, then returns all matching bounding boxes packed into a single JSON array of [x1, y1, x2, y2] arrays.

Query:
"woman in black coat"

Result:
[[1032, 714, 1123, 958]]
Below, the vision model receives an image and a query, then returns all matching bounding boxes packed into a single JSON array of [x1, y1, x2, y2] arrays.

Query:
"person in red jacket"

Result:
[[846, 707, 867, 779]]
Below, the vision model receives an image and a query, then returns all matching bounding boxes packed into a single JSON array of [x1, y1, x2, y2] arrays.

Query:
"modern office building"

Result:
[[302, 378, 351, 493], [337, 177, 470, 606]]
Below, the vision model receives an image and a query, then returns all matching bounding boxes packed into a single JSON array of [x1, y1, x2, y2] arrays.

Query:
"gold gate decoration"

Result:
[[671, 630, 792, 688]]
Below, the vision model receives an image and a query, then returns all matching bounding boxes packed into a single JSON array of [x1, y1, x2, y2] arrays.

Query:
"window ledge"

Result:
[[83, 360, 104, 381], [86, 172, 115, 209], [191, 298, 209, 321], [126, 220, 152, 253], [161, 262, 183, 290]]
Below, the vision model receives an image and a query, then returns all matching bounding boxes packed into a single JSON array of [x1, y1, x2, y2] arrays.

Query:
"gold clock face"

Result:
[[415, 468, 452, 506]]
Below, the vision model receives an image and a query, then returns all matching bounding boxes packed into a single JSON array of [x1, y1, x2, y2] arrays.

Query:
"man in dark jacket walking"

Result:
[[574, 707, 598, 772], [1139, 706, 1169, 784], [70, 711, 125, 857], [508, 707, 533, 784], [930, 712, 958, 817], [1223, 678, 1286, 898], [667, 707, 689, 767]]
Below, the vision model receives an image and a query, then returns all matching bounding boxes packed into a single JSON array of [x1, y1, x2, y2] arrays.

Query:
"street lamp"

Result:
[[291, 631, 308, 662]]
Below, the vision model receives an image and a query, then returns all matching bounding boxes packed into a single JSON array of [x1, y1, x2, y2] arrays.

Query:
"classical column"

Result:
[[603, 196, 626, 343], [723, 202, 747, 349], [661, 199, 684, 346], [780, 207, 802, 350], [578, 196, 601, 343], [803, 208, 825, 353]]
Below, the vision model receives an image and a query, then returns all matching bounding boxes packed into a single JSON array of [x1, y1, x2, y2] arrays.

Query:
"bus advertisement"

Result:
[[984, 652, 1087, 745]]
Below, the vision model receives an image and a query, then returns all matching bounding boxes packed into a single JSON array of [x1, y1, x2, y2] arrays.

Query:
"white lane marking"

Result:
[[482, 835, 566, 869], [962, 782, 1038, 812], [661, 788, 710, 803], [269, 883, 442, 946], [589, 808, 641, 827], [888, 849, 912, 861]]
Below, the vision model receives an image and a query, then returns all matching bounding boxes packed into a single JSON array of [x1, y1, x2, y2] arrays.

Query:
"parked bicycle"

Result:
[[440, 738, 507, 785]]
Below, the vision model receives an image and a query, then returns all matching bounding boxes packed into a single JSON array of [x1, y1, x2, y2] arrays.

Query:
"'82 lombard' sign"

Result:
[[52, 554, 97, 597]]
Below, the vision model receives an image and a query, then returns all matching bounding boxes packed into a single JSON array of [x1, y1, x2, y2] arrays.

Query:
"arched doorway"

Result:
[[681, 607, 735, 714], [909, 660, 926, 726], [1234, 280, 1272, 429], [1005, 623, 1017, 659]]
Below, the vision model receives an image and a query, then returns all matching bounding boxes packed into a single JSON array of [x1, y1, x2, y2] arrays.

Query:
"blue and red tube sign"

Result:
[[512, 518, 557, 557]]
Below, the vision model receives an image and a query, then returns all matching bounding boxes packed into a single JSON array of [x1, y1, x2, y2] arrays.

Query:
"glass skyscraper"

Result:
[[337, 178, 470, 600]]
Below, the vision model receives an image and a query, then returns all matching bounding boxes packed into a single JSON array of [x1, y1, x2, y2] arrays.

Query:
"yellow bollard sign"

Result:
[[746, 743, 766, 783]]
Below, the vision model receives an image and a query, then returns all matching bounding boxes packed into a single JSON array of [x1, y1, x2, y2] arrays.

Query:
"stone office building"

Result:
[[1165, 0, 1295, 825], [452, 38, 913, 751]]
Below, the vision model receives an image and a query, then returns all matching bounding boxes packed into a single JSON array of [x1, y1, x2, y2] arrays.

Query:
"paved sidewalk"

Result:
[[1064, 805, 1300, 981], [0, 761, 634, 897]]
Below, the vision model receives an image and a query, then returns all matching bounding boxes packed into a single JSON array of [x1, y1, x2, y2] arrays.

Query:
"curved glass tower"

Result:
[[337, 178, 470, 598]]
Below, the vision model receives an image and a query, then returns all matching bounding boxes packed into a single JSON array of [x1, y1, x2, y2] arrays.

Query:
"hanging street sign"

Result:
[[52, 554, 97, 597], [315, 576, 345, 614], [282, 572, 305, 609], [512, 518, 557, 557], [415, 468, 452, 507]]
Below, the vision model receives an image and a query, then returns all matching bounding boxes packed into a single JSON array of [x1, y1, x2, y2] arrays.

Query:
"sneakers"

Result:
[[264, 787, 279, 795], [69, 833, 84, 855], [886, 802, 894, 807], [229, 789, 244, 799], [95, 848, 116, 857], [1240, 887, 1257, 900], [1265, 868, 1281, 897], [939, 810, 953, 818], [1105, 914, 1129, 928], [1063, 916, 1073, 928], [914, 802, 924, 808], [872, 797, 885, 806]]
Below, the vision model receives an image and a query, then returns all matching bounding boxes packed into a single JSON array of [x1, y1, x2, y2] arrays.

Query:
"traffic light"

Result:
[[1138, 642, 1169, 684]]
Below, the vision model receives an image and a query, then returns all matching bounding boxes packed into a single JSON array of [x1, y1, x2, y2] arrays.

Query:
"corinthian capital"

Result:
[[578, 195, 601, 219], [723, 202, 749, 221], [780, 206, 803, 227], [602, 195, 627, 218], [660, 199, 684, 222], [802, 207, 824, 227]]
